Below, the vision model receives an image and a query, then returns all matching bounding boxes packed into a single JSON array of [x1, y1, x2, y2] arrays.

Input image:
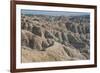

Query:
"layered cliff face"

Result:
[[21, 14, 90, 63]]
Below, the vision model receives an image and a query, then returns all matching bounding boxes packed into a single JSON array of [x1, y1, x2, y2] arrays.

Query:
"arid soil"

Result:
[[21, 14, 90, 63]]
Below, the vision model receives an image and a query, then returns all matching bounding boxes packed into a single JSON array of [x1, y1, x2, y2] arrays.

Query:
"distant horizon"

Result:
[[21, 9, 90, 17]]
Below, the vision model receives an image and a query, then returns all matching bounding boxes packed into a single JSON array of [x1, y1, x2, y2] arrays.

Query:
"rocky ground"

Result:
[[21, 14, 90, 63]]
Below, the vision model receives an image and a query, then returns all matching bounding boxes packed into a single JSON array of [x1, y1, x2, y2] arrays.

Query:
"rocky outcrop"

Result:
[[32, 26, 43, 37], [21, 30, 49, 51], [21, 14, 90, 62]]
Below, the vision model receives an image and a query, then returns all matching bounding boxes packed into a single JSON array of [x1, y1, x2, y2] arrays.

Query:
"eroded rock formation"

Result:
[[21, 14, 90, 62]]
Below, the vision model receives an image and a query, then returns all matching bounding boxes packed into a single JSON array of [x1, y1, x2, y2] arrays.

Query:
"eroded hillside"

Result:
[[21, 14, 90, 62]]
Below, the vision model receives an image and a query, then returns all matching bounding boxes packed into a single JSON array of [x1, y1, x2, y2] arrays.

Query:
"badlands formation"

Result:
[[21, 14, 90, 62]]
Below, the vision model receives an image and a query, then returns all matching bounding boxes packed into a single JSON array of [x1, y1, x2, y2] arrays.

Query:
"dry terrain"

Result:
[[21, 13, 90, 63]]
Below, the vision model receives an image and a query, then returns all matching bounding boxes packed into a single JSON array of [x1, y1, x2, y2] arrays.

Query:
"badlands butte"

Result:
[[21, 13, 90, 62]]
